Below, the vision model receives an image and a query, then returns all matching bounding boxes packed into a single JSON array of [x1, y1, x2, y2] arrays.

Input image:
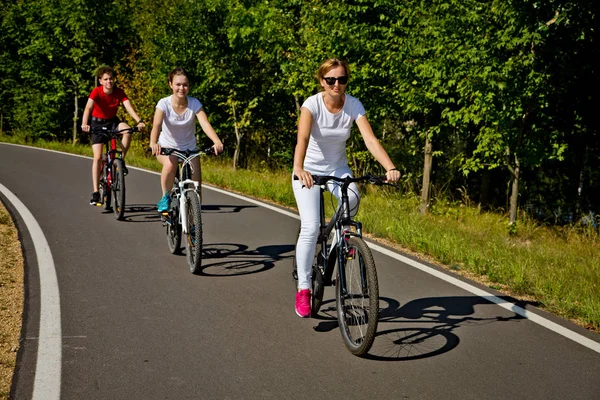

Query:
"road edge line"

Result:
[[0, 183, 61, 399]]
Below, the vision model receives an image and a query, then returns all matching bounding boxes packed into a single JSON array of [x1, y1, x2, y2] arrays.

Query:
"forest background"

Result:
[[1, 0, 598, 227]]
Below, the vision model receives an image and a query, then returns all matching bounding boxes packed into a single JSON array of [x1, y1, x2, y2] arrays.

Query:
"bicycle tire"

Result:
[[185, 191, 203, 274], [166, 192, 182, 254], [99, 167, 112, 210], [336, 236, 379, 356], [311, 244, 325, 316], [112, 159, 126, 220]]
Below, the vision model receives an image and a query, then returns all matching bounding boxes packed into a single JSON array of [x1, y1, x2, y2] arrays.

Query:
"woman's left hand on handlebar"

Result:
[[385, 168, 401, 183], [137, 121, 146, 131], [212, 141, 224, 155], [150, 142, 161, 156]]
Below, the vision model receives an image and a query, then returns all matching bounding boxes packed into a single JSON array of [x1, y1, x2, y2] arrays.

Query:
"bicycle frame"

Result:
[[167, 150, 201, 234], [102, 136, 121, 187], [177, 154, 201, 234], [314, 178, 363, 295]]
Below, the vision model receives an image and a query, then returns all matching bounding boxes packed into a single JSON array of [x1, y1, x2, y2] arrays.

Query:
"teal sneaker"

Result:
[[157, 192, 170, 212]]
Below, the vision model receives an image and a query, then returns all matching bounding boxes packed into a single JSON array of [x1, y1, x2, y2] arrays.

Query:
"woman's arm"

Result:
[[81, 98, 95, 132], [123, 100, 146, 130], [196, 107, 223, 154], [355, 116, 400, 182], [150, 108, 164, 155], [293, 107, 314, 188]]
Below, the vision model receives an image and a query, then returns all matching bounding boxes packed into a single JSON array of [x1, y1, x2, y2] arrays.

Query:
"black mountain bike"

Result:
[[293, 174, 395, 356], [159, 147, 217, 274], [91, 126, 137, 220]]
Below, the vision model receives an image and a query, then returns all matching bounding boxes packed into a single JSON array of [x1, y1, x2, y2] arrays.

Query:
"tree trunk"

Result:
[[509, 154, 520, 225], [231, 102, 240, 171], [419, 134, 433, 214], [574, 145, 589, 219], [72, 88, 79, 145], [478, 169, 491, 212], [294, 95, 301, 116]]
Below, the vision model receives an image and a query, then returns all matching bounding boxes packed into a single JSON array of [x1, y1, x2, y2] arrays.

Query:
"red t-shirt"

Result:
[[89, 86, 129, 119]]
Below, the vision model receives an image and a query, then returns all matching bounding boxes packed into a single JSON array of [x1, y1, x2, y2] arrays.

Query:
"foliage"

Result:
[[0, 0, 598, 223]]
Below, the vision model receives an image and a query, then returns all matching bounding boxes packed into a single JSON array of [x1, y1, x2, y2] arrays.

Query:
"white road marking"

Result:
[[0, 182, 62, 399]]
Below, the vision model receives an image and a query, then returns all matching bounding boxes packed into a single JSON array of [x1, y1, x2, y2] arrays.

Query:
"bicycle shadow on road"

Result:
[[200, 204, 257, 213], [119, 203, 257, 223], [120, 204, 162, 223], [312, 295, 529, 361], [368, 295, 529, 361], [194, 242, 294, 277]]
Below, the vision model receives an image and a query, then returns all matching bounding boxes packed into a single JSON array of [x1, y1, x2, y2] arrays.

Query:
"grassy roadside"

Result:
[[0, 201, 24, 399], [0, 136, 598, 396]]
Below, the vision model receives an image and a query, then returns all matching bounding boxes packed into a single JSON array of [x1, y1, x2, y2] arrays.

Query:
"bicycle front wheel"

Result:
[[336, 236, 379, 356], [112, 159, 126, 220], [185, 191, 203, 274]]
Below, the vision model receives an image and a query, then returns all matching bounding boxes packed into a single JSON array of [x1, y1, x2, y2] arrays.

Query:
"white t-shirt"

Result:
[[156, 96, 202, 151], [301, 92, 366, 174]]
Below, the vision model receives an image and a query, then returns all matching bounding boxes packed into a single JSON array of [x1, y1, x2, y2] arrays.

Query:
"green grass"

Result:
[[2, 134, 599, 331]]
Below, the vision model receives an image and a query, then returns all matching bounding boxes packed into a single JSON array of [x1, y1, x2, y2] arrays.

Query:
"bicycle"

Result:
[[90, 126, 138, 220], [292, 173, 395, 356], [159, 147, 217, 274]]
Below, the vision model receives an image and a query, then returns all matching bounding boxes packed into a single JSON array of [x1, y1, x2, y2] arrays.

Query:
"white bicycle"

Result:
[[159, 147, 216, 274]]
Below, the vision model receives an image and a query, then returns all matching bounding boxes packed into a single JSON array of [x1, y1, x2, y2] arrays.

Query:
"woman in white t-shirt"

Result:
[[292, 58, 400, 318], [150, 67, 224, 212]]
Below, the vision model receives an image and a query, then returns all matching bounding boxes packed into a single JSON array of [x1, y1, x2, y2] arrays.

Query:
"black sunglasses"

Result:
[[323, 76, 348, 85]]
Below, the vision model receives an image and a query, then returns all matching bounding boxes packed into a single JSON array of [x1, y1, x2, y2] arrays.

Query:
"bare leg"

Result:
[[156, 154, 178, 195], [91, 143, 104, 192], [117, 122, 131, 159], [191, 157, 202, 200]]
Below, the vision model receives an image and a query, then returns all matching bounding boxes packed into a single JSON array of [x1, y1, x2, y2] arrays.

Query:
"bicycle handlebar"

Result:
[[89, 126, 139, 135], [294, 174, 397, 187], [159, 146, 220, 157]]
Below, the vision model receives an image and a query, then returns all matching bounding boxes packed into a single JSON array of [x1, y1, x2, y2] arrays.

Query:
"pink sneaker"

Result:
[[295, 289, 311, 318]]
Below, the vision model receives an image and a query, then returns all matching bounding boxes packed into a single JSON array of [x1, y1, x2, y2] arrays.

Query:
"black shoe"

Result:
[[90, 191, 100, 205], [123, 165, 129, 176]]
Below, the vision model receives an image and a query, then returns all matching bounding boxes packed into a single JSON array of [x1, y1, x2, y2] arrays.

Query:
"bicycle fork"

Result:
[[178, 179, 200, 234]]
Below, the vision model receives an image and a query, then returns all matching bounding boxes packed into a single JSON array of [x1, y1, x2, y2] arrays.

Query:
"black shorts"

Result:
[[90, 117, 120, 145]]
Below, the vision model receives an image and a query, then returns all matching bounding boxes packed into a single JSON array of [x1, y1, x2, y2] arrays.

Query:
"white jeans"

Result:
[[293, 166, 360, 289]]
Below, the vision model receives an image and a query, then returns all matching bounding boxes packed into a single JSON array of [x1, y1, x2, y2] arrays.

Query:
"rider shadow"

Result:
[[312, 295, 527, 361], [200, 204, 257, 213], [121, 204, 162, 223], [194, 242, 295, 277]]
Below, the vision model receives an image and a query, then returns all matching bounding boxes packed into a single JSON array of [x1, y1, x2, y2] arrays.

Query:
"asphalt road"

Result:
[[1, 143, 599, 400]]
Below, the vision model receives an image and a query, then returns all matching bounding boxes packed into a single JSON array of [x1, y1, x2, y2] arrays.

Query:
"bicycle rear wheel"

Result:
[[336, 236, 379, 356], [112, 159, 126, 220], [166, 192, 182, 254], [185, 191, 203, 274], [99, 167, 112, 211]]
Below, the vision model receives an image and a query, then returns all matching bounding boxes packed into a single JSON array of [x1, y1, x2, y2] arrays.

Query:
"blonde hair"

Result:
[[316, 58, 350, 81]]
